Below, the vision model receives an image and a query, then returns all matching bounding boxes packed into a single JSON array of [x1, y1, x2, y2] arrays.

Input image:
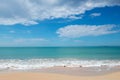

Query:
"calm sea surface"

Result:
[[0, 47, 120, 60]]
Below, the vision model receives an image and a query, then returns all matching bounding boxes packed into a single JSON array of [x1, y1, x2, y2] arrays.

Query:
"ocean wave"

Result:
[[0, 58, 120, 70]]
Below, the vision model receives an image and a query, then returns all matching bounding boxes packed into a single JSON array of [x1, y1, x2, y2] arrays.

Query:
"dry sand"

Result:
[[0, 72, 120, 80], [0, 66, 120, 80]]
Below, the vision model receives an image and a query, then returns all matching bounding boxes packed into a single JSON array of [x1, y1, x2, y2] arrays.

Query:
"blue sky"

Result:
[[0, 0, 120, 47]]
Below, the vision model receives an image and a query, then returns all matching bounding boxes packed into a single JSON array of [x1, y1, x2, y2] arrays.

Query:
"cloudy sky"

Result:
[[0, 0, 120, 47]]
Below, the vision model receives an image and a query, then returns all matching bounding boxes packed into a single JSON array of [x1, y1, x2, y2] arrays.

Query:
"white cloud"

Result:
[[90, 13, 101, 17], [0, 0, 120, 25], [14, 38, 47, 43], [56, 25, 119, 38]]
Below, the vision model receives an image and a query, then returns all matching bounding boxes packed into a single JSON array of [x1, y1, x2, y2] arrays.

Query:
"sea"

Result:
[[0, 47, 120, 71]]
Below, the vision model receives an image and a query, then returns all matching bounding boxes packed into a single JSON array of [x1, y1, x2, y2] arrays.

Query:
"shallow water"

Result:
[[0, 47, 120, 70]]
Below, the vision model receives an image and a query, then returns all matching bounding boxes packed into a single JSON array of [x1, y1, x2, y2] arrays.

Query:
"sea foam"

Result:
[[0, 59, 120, 71]]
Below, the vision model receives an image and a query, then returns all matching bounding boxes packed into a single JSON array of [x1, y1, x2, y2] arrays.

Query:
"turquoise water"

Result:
[[0, 47, 120, 70], [0, 47, 120, 60]]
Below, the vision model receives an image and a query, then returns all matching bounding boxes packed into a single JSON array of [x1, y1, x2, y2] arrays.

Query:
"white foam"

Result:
[[0, 59, 120, 70]]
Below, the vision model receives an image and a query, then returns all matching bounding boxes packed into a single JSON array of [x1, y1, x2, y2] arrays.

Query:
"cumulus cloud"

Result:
[[56, 25, 119, 38], [90, 13, 101, 17], [0, 0, 120, 25]]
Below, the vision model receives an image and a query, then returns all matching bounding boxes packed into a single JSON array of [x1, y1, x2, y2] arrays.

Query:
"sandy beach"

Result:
[[0, 66, 120, 80], [0, 71, 120, 80]]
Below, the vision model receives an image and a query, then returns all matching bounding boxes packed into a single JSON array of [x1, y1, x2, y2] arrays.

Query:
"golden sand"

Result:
[[0, 72, 120, 80]]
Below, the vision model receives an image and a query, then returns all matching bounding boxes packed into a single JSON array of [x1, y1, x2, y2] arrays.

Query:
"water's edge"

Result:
[[0, 58, 120, 71]]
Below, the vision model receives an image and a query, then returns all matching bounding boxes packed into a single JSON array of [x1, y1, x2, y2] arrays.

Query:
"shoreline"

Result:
[[0, 59, 120, 70], [1, 66, 120, 76], [0, 66, 120, 80], [38, 66, 120, 76]]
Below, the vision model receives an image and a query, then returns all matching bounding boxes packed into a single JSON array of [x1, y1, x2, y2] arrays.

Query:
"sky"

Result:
[[0, 0, 120, 47]]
